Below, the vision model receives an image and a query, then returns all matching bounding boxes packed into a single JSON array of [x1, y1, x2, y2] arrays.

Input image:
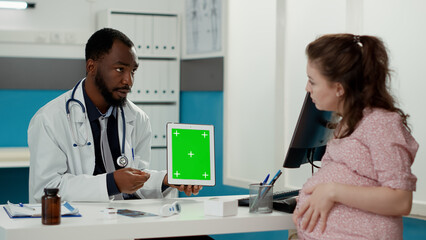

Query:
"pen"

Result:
[[261, 174, 270, 185], [267, 170, 282, 186], [19, 203, 35, 211], [132, 148, 135, 161], [260, 170, 282, 198]]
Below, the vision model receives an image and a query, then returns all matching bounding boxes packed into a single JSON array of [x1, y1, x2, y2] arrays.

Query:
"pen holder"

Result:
[[249, 183, 273, 214]]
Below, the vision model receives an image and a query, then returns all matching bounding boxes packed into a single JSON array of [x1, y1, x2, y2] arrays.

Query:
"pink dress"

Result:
[[296, 108, 418, 240]]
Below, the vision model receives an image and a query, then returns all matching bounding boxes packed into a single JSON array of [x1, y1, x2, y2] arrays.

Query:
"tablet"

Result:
[[166, 123, 215, 186]]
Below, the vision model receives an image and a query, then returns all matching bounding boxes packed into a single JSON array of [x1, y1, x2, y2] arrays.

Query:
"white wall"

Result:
[[281, 0, 347, 190], [361, 0, 426, 215], [223, 0, 347, 190], [224, 0, 426, 216], [223, 0, 279, 188], [0, 0, 183, 58]]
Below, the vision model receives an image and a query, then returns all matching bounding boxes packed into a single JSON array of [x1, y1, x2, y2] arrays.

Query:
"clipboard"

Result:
[[3, 201, 81, 218]]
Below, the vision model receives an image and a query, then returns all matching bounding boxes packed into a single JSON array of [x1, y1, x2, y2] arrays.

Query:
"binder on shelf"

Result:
[[137, 15, 153, 56], [151, 60, 161, 102], [140, 60, 156, 102], [167, 61, 179, 101], [150, 148, 167, 171], [137, 104, 179, 147], [138, 104, 161, 147], [152, 16, 168, 56], [152, 107, 162, 147], [110, 14, 136, 44], [158, 60, 168, 101], [166, 16, 178, 57]]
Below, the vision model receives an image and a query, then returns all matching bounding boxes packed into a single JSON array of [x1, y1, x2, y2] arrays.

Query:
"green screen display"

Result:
[[171, 128, 211, 180]]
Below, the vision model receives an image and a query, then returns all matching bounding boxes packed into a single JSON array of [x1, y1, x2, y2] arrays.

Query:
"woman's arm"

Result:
[[332, 183, 412, 215], [294, 182, 413, 233]]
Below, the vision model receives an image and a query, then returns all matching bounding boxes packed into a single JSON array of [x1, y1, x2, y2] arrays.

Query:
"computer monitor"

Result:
[[283, 92, 335, 168]]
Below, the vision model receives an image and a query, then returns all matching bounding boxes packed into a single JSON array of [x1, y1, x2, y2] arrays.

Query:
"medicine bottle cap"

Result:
[[44, 188, 59, 196]]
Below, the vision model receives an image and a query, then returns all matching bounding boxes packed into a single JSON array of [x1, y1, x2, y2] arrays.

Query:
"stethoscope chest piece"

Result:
[[117, 155, 128, 168]]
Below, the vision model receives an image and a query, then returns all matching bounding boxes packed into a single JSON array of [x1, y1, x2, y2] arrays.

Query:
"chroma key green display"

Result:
[[171, 128, 211, 180]]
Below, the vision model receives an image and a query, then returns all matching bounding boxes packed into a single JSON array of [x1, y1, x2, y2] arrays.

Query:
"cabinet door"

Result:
[[166, 60, 179, 102], [155, 60, 179, 102], [165, 16, 178, 57], [151, 148, 167, 171], [136, 104, 179, 147], [109, 14, 136, 43], [129, 59, 158, 102], [135, 15, 153, 57], [130, 59, 178, 102], [151, 15, 178, 57]]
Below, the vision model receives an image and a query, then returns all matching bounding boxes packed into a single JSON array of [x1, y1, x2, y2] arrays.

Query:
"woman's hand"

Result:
[[292, 197, 299, 226], [295, 183, 338, 233], [294, 182, 413, 233]]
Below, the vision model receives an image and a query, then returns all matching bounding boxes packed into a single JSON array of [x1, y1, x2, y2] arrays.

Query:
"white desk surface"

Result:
[[0, 195, 294, 240], [0, 148, 29, 168]]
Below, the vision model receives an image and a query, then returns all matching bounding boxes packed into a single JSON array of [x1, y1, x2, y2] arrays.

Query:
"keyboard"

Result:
[[238, 189, 299, 213], [237, 189, 300, 207]]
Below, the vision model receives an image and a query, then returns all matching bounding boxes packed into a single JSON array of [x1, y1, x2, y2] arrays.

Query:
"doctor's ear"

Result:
[[86, 59, 97, 75]]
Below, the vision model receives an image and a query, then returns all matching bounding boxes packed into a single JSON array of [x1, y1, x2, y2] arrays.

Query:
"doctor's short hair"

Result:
[[85, 28, 134, 62]]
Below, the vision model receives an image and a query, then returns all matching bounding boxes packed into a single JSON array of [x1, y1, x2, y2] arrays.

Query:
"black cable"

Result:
[[307, 148, 321, 174]]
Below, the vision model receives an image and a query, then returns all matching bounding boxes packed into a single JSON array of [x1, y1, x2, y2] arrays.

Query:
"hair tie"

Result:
[[353, 35, 363, 47]]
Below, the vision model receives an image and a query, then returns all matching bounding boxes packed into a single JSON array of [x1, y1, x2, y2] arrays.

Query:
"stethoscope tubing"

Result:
[[66, 79, 127, 161]]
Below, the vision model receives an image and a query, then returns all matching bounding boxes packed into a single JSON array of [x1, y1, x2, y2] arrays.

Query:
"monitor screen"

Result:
[[283, 92, 335, 168]]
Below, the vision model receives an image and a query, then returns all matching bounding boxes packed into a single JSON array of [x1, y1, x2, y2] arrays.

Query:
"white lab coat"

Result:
[[28, 79, 167, 203]]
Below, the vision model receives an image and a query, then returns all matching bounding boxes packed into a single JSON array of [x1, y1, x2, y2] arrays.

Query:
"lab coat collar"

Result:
[[68, 78, 87, 124], [72, 78, 136, 124], [121, 100, 136, 124]]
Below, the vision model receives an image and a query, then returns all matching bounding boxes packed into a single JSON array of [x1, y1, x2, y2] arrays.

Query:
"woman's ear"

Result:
[[335, 83, 345, 97]]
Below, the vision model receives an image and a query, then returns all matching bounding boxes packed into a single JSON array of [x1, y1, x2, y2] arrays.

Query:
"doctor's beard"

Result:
[[95, 71, 128, 107]]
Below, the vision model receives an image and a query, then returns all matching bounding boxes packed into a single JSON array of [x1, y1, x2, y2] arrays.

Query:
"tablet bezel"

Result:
[[166, 123, 215, 186]]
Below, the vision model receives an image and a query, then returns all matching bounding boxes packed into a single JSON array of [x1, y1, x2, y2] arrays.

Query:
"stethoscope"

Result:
[[65, 79, 129, 168]]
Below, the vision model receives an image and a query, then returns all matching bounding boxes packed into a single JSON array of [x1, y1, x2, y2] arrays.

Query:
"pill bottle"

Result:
[[41, 188, 61, 225]]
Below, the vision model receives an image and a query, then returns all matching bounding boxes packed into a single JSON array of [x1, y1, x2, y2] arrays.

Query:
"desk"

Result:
[[0, 148, 29, 168], [0, 195, 294, 240]]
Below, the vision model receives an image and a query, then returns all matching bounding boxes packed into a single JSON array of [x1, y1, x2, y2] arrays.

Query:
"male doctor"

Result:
[[28, 28, 201, 203]]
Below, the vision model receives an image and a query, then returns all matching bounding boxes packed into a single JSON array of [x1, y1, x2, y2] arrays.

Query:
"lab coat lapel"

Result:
[[64, 79, 95, 174], [69, 79, 93, 145], [119, 102, 135, 164]]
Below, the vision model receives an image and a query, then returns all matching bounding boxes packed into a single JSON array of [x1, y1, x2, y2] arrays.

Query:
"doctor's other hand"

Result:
[[163, 174, 203, 196], [113, 168, 150, 194]]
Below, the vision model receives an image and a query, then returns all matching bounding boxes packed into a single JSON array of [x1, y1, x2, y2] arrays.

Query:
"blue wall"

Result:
[[0, 90, 65, 147], [0, 90, 425, 239], [0, 90, 65, 204]]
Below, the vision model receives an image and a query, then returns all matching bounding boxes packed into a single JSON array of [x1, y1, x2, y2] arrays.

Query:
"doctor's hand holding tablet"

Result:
[[163, 174, 203, 196], [114, 168, 202, 196]]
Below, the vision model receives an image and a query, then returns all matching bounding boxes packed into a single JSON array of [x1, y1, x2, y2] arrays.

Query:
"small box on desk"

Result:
[[204, 198, 238, 217]]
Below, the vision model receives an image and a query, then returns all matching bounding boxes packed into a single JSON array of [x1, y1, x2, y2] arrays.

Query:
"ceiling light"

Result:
[[0, 1, 35, 10]]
